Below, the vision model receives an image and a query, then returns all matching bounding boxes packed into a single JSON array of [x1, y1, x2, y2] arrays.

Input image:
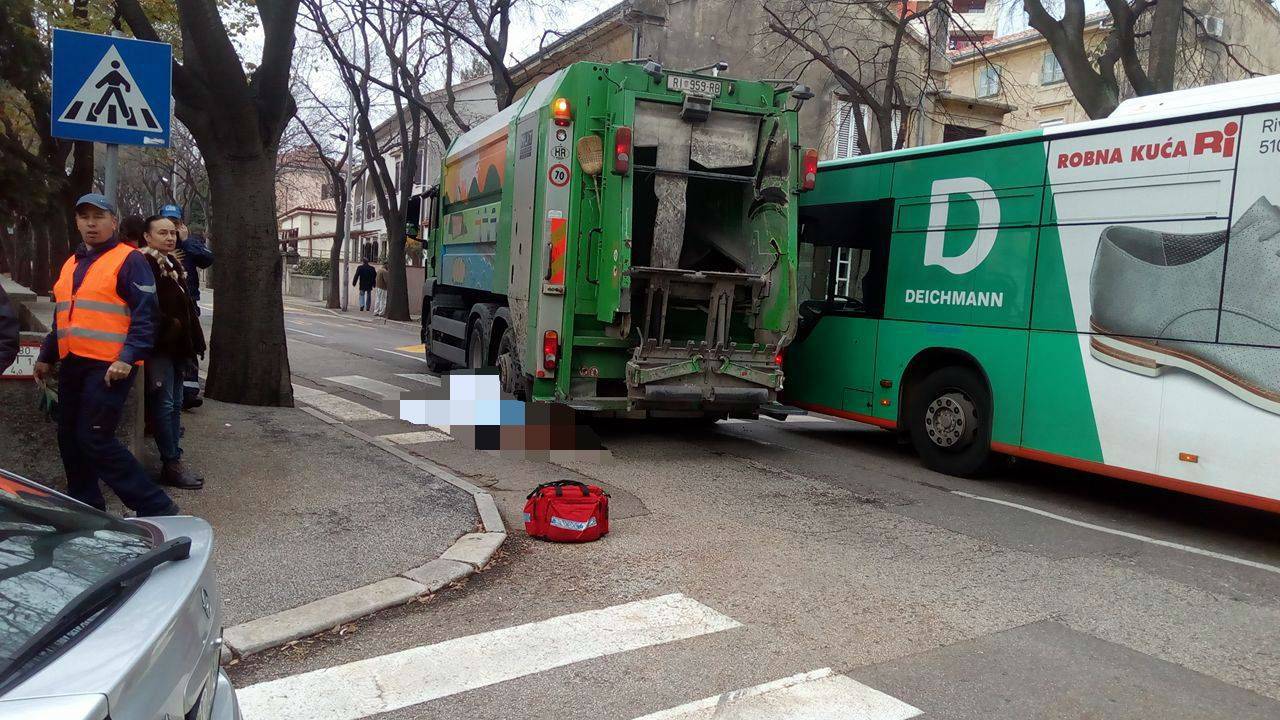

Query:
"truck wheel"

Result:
[[907, 366, 995, 478], [496, 327, 530, 400], [467, 318, 490, 369], [426, 352, 452, 373]]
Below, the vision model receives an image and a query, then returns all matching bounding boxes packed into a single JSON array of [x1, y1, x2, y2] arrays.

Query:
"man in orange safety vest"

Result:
[[33, 193, 179, 516]]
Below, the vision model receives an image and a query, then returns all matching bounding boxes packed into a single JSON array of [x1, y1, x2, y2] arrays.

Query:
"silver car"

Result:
[[0, 468, 240, 720]]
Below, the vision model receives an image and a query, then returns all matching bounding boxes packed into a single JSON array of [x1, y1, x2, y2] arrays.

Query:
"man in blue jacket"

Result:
[[158, 204, 212, 408]]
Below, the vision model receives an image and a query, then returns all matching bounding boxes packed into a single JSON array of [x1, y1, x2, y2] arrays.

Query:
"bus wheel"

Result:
[[908, 366, 994, 477]]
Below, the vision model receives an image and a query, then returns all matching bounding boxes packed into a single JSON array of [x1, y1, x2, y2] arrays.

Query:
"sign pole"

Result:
[[99, 29, 128, 208], [103, 142, 119, 207]]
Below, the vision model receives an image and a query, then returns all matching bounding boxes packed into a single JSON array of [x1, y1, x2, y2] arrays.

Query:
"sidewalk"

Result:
[[133, 398, 488, 657]]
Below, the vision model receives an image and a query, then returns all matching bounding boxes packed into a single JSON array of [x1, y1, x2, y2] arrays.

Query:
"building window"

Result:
[[977, 65, 1001, 98], [1041, 53, 1064, 85], [954, 0, 987, 11], [320, 182, 333, 200], [831, 100, 906, 156], [831, 98, 865, 159], [943, 124, 986, 143]]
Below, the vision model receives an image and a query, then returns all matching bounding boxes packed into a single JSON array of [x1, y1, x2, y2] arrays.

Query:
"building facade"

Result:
[[946, 1, 1280, 136]]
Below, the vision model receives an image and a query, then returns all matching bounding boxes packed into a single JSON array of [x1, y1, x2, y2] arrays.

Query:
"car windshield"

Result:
[[0, 471, 152, 672]]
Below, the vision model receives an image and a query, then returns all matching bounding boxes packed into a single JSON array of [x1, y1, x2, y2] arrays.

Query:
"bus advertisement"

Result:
[[784, 75, 1280, 513]]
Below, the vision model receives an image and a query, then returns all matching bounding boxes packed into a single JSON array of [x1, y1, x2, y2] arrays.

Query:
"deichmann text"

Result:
[[904, 289, 1005, 307]]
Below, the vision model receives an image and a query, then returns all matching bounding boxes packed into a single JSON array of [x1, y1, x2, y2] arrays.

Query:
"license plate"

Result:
[[667, 74, 722, 98]]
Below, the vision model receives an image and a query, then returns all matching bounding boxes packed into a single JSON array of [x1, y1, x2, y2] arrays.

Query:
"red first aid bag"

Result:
[[524, 481, 609, 543]]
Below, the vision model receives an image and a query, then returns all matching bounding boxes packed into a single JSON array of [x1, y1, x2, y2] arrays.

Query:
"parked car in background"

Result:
[[0, 468, 240, 720]]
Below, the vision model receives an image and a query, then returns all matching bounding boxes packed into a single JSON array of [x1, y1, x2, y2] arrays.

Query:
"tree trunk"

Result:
[[13, 221, 33, 288], [326, 195, 346, 309], [32, 216, 51, 296], [384, 210, 410, 321], [202, 153, 294, 406], [1147, 0, 1184, 93]]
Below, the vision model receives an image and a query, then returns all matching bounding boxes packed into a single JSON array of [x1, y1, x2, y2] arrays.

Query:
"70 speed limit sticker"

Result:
[[548, 163, 570, 187]]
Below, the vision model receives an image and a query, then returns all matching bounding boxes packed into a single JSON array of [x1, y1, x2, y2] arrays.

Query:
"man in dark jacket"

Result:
[[158, 204, 212, 408], [0, 283, 19, 374], [353, 258, 376, 311]]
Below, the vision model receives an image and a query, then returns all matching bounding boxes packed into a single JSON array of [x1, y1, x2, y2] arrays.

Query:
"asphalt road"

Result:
[[203, 295, 1280, 719]]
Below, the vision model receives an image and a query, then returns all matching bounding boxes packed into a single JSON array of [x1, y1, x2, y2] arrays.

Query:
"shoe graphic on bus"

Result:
[[1088, 196, 1280, 415]]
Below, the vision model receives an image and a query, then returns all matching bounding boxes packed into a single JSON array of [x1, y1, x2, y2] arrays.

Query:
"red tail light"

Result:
[[774, 351, 784, 366], [801, 148, 818, 191], [552, 97, 572, 126], [613, 126, 632, 175], [543, 330, 559, 371]]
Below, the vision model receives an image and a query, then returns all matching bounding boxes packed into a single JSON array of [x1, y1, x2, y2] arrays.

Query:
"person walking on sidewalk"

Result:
[[140, 214, 207, 490], [158, 204, 212, 409], [373, 264, 388, 317], [353, 258, 376, 311], [0, 283, 19, 374], [32, 193, 180, 517]]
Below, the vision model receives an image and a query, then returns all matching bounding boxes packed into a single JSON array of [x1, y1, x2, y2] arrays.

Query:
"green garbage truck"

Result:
[[421, 60, 815, 418]]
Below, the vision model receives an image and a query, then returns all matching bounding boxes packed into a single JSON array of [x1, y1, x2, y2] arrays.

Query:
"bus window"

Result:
[[797, 198, 893, 317]]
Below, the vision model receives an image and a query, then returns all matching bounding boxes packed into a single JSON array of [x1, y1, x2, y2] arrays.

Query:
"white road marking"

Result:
[[324, 375, 412, 400], [632, 668, 920, 720], [376, 347, 429, 362], [290, 383, 326, 398], [237, 593, 740, 720], [286, 327, 326, 338], [952, 490, 1280, 576], [771, 414, 832, 423], [395, 372, 442, 386], [296, 392, 390, 422], [379, 430, 452, 444]]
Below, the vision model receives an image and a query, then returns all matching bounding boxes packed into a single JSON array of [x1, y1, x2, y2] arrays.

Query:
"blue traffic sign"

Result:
[[51, 29, 172, 147]]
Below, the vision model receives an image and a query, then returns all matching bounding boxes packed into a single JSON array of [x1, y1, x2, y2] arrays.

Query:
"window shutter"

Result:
[[833, 99, 852, 158]]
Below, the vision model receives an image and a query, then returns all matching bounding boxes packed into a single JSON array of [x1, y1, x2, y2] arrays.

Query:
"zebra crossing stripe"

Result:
[[630, 668, 920, 720], [324, 375, 412, 400], [395, 372, 443, 386], [295, 391, 390, 422], [236, 594, 741, 720], [379, 430, 451, 445]]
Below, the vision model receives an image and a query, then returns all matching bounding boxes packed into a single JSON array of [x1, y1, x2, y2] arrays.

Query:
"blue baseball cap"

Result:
[[159, 204, 183, 220], [75, 193, 117, 215]]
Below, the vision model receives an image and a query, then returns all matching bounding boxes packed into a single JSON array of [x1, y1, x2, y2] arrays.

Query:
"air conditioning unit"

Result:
[[1201, 15, 1225, 38]]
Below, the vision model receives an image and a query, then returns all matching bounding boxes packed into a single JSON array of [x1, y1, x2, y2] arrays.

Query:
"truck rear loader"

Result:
[[421, 61, 816, 418]]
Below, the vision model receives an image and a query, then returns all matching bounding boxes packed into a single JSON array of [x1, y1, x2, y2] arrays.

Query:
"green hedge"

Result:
[[295, 257, 331, 277]]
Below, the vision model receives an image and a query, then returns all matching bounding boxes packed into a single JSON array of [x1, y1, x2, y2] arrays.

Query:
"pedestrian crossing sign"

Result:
[[51, 29, 172, 147]]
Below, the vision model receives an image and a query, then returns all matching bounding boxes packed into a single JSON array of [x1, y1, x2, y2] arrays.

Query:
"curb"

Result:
[[220, 404, 505, 663]]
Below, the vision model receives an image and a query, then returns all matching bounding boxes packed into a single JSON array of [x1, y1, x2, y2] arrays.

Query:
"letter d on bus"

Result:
[[923, 177, 1000, 275]]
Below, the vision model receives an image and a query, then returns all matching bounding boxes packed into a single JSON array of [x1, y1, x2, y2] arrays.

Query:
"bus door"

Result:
[[784, 199, 893, 417]]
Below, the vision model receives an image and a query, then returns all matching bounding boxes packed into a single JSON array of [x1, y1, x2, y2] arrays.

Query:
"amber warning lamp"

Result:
[[552, 97, 572, 126]]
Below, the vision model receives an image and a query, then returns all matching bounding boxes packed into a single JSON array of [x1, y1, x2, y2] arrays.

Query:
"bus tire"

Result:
[[907, 365, 995, 478]]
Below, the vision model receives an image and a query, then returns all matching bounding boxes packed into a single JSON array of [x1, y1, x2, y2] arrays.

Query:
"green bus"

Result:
[[784, 75, 1280, 514]]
